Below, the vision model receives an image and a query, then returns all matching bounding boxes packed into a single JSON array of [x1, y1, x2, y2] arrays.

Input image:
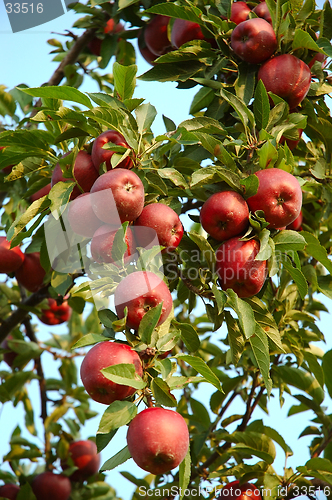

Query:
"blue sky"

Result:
[[1, 3, 332, 499]]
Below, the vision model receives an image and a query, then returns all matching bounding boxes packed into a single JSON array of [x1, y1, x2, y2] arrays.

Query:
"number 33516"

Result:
[[5, 3, 44, 13]]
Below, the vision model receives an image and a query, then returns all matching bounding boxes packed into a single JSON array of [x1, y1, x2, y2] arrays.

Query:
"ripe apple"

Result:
[[91, 224, 135, 264], [171, 19, 216, 49], [30, 183, 52, 203], [51, 151, 99, 200], [62, 440, 100, 481], [0, 236, 24, 274], [231, 18, 277, 64], [286, 210, 303, 231], [90, 168, 145, 225], [126, 407, 189, 475], [0, 483, 20, 499], [91, 130, 133, 171], [15, 252, 46, 293], [114, 270, 173, 330], [252, 1, 272, 24], [134, 203, 184, 252], [219, 480, 262, 500], [144, 15, 173, 56], [31, 472, 71, 500], [230, 2, 252, 24], [258, 54, 311, 109], [1, 335, 19, 368], [67, 193, 102, 238], [280, 128, 303, 150], [39, 298, 72, 325], [200, 191, 249, 241], [246, 168, 302, 228], [138, 29, 157, 65], [80, 341, 143, 405], [88, 19, 124, 56], [216, 237, 267, 298]]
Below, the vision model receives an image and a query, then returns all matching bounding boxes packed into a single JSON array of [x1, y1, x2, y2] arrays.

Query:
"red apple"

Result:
[[80, 341, 143, 405], [231, 18, 277, 64], [286, 210, 303, 231], [144, 15, 173, 56], [252, 1, 272, 24], [0, 236, 24, 274], [91, 224, 135, 264], [88, 19, 124, 56], [91, 130, 133, 171], [0, 483, 20, 499], [280, 128, 303, 150], [39, 298, 72, 325], [258, 54, 311, 109], [67, 193, 102, 237], [31, 472, 71, 500], [246, 168, 302, 228], [200, 191, 249, 241], [15, 252, 46, 293], [1, 335, 19, 368], [138, 29, 157, 65], [51, 151, 99, 200], [126, 407, 189, 474], [30, 183, 52, 203], [216, 237, 267, 298], [171, 19, 216, 49], [62, 440, 100, 482], [114, 270, 173, 330], [134, 203, 183, 252], [220, 480, 262, 500], [230, 2, 252, 24], [90, 168, 145, 225]]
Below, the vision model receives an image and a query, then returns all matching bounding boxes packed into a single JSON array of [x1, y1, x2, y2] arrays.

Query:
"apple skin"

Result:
[[0, 483, 20, 499], [280, 128, 303, 150], [0, 237, 24, 274], [127, 407, 189, 475], [219, 480, 262, 500], [200, 191, 249, 242], [51, 151, 99, 200], [39, 298, 72, 326], [230, 2, 252, 24], [134, 203, 184, 252], [90, 168, 145, 225], [114, 271, 173, 331], [30, 183, 52, 203], [62, 440, 100, 482], [67, 193, 102, 238], [1, 335, 19, 368], [286, 210, 303, 231], [31, 472, 71, 500], [252, 1, 272, 24], [246, 169, 302, 228], [80, 341, 143, 405], [15, 252, 46, 293], [171, 19, 216, 49], [144, 15, 173, 56], [231, 18, 277, 64], [91, 224, 135, 264], [138, 29, 157, 65], [258, 54, 311, 109], [91, 130, 133, 171], [216, 237, 267, 298]]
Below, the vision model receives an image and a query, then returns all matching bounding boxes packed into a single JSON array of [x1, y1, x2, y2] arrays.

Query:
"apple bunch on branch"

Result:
[[1, 0, 332, 499]]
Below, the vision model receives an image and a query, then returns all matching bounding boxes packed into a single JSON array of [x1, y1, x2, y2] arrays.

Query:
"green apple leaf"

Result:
[[176, 354, 223, 391], [98, 401, 137, 434], [113, 62, 137, 101], [151, 378, 177, 407], [175, 322, 200, 353], [322, 350, 332, 399], [249, 324, 272, 396], [138, 303, 164, 345], [101, 363, 146, 390], [225, 311, 245, 366], [100, 446, 131, 471], [227, 290, 256, 340], [144, 3, 203, 23], [179, 447, 191, 500], [19, 85, 92, 109], [253, 79, 270, 131], [135, 103, 157, 135], [302, 231, 332, 274], [272, 366, 324, 404]]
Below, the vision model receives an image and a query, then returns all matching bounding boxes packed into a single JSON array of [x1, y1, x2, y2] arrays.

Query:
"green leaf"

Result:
[[188, 230, 216, 271], [113, 62, 137, 101], [72, 334, 108, 349], [157, 168, 188, 189], [98, 401, 137, 434], [227, 290, 256, 340], [190, 166, 240, 191], [175, 322, 201, 352], [151, 378, 177, 407], [245, 297, 284, 352], [138, 303, 164, 345], [19, 85, 92, 108], [302, 231, 332, 274], [7, 196, 50, 241], [282, 255, 308, 300], [101, 363, 146, 390], [135, 103, 157, 135], [292, 29, 325, 52], [263, 425, 293, 456], [176, 354, 223, 391], [273, 230, 306, 253], [322, 350, 332, 399], [305, 457, 332, 473], [98, 309, 118, 328], [100, 446, 131, 471], [220, 87, 255, 129], [253, 80, 270, 130], [227, 431, 276, 464], [190, 87, 215, 115], [304, 351, 324, 388], [179, 447, 191, 500], [249, 324, 272, 396], [225, 311, 245, 366], [145, 3, 203, 23], [273, 366, 324, 404]]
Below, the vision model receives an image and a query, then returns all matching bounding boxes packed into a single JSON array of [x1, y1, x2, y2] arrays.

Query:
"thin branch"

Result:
[[311, 426, 332, 459]]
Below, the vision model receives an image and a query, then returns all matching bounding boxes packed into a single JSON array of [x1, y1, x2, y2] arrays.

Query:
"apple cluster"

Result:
[[200, 168, 302, 298]]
